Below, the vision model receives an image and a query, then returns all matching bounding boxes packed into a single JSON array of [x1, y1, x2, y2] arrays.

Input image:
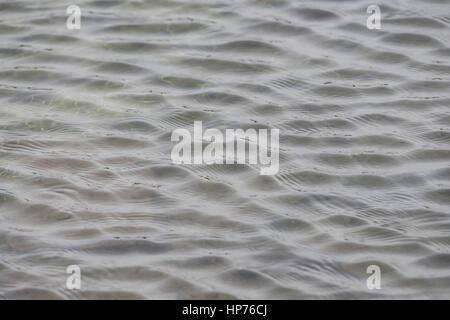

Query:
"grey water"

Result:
[[0, 0, 449, 299]]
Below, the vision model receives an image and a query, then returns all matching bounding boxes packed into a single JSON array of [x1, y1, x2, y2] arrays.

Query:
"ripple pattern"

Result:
[[0, 0, 449, 299]]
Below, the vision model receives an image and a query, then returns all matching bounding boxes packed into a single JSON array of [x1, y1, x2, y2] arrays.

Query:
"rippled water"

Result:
[[0, 0, 449, 299]]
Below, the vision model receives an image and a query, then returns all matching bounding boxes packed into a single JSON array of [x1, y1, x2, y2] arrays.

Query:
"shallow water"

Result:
[[0, 0, 449, 299]]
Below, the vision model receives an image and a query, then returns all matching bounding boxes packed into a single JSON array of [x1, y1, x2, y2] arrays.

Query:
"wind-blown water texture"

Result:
[[0, 0, 449, 299]]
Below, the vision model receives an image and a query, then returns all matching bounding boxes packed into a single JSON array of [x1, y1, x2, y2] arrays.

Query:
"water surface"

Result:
[[0, 0, 450, 299]]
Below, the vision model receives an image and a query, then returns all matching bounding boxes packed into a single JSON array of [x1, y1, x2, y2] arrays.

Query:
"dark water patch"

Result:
[[295, 8, 339, 21], [381, 33, 443, 47], [101, 23, 207, 34], [178, 57, 275, 73]]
